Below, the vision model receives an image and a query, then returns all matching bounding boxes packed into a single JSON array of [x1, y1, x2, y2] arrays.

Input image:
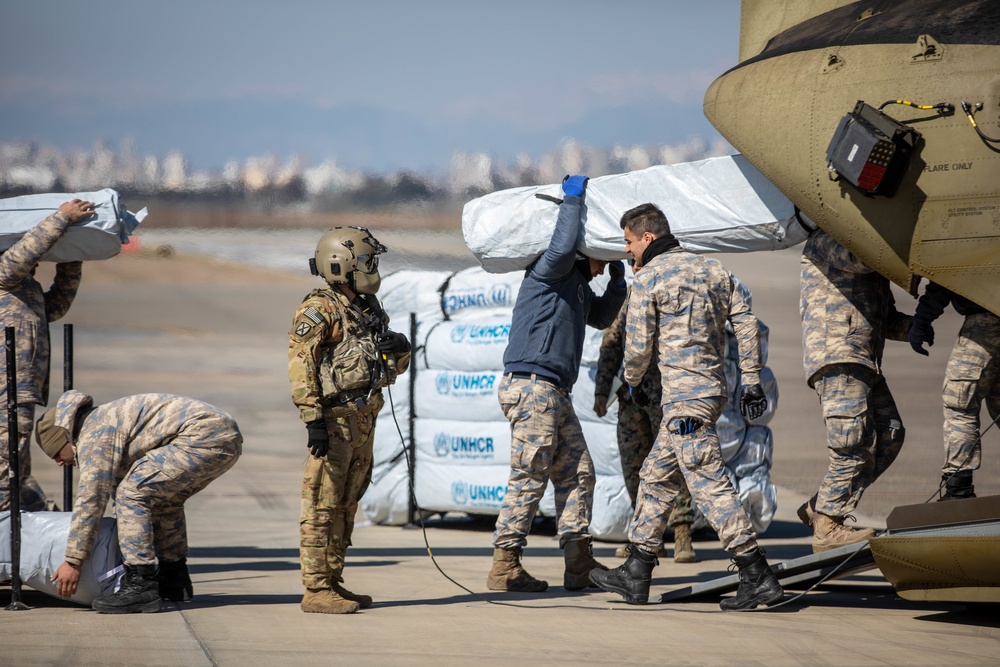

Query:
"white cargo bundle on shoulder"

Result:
[[462, 154, 811, 274], [0, 188, 147, 262]]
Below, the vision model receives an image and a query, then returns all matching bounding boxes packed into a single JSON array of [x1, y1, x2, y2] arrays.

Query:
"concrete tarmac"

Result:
[[3, 238, 998, 666]]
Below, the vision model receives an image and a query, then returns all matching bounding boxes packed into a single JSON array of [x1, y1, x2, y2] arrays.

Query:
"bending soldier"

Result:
[[909, 281, 999, 500], [1, 199, 95, 512], [289, 227, 410, 615], [41, 390, 242, 613], [489, 175, 627, 593], [798, 230, 914, 551], [590, 203, 782, 611], [594, 288, 697, 564]]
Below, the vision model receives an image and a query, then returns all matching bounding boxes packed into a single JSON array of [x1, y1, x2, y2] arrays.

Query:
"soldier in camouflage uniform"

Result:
[[594, 288, 697, 563], [590, 203, 781, 612], [289, 227, 410, 615], [1, 199, 95, 512], [39, 390, 242, 613], [489, 175, 627, 593], [909, 280, 1000, 500], [799, 230, 913, 552]]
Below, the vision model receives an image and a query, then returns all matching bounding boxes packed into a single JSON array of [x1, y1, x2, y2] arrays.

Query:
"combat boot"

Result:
[[939, 471, 976, 501], [563, 536, 608, 590], [92, 565, 162, 614], [812, 513, 875, 553], [332, 581, 373, 609], [672, 523, 698, 563], [487, 547, 548, 592], [719, 547, 783, 611], [588, 545, 657, 604], [796, 493, 818, 527], [301, 588, 360, 614], [158, 558, 193, 602]]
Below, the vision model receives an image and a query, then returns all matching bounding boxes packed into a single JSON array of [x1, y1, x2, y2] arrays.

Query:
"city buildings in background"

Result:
[[0, 137, 730, 211]]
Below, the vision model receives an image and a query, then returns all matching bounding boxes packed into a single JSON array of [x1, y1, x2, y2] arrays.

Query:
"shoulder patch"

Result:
[[303, 306, 324, 325], [294, 321, 313, 338]]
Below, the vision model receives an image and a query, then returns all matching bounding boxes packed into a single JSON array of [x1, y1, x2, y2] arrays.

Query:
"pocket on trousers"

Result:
[[943, 379, 978, 411]]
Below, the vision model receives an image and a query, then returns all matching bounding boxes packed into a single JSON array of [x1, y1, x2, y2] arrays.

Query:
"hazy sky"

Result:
[[0, 1, 742, 171]]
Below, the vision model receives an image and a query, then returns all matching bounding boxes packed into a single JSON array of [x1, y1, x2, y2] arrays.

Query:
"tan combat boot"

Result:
[[812, 513, 876, 553], [672, 523, 698, 563], [797, 494, 818, 527], [301, 588, 361, 614], [332, 581, 373, 609], [563, 537, 608, 590], [487, 547, 548, 592]]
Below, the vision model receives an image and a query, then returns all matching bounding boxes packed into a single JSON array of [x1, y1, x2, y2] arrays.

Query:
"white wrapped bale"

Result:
[[0, 512, 123, 605], [441, 267, 522, 321], [462, 154, 810, 273], [0, 189, 146, 261]]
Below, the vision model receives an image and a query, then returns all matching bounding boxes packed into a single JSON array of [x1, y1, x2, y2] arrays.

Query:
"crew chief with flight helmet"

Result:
[[289, 227, 410, 615]]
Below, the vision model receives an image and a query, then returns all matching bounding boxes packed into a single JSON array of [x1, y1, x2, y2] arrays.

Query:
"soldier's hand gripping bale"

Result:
[[1, 199, 95, 513], [289, 227, 410, 615], [38, 390, 242, 613], [488, 175, 627, 593], [588, 203, 783, 611]]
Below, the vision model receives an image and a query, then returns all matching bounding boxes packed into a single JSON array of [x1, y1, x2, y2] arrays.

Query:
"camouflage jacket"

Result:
[[800, 231, 912, 385], [0, 212, 82, 405], [594, 286, 662, 403], [288, 287, 410, 423], [624, 247, 761, 403], [51, 391, 243, 566]]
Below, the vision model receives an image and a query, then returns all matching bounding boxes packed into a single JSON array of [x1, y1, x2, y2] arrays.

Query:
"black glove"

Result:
[[607, 260, 626, 287], [908, 320, 934, 356], [378, 330, 410, 354], [739, 384, 767, 421], [628, 385, 650, 407], [306, 419, 328, 458]]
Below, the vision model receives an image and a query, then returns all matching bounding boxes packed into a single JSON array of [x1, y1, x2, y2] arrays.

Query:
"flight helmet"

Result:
[[311, 226, 387, 294]]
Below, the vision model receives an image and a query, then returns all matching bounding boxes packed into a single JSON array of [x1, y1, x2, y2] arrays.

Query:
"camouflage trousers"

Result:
[[617, 394, 694, 528], [813, 364, 904, 517], [300, 396, 381, 590], [493, 374, 595, 550], [942, 312, 1000, 474], [628, 398, 756, 555], [115, 429, 242, 566], [0, 404, 50, 512]]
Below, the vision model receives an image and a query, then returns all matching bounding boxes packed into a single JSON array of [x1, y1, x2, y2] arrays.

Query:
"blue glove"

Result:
[[562, 175, 589, 198], [608, 260, 626, 287]]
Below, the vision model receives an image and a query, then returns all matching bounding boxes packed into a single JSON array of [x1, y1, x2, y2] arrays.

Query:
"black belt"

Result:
[[507, 371, 561, 388]]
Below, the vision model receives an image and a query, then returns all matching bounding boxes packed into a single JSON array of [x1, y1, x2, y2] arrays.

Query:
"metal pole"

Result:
[[405, 312, 418, 527], [62, 324, 73, 512], [5, 326, 29, 610]]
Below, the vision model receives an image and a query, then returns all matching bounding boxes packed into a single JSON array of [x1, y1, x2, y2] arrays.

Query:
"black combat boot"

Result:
[[939, 470, 976, 501], [92, 565, 162, 614], [588, 545, 657, 604], [158, 558, 193, 602], [720, 547, 783, 611]]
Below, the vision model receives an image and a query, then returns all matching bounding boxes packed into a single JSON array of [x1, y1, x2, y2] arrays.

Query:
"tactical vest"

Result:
[[312, 289, 394, 402]]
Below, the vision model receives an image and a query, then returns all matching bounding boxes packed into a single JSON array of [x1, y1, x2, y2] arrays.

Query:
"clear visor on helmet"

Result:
[[356, 252, 379, 274]]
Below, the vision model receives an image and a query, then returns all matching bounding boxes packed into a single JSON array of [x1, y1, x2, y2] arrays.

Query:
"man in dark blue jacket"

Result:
[[487, 175, 627, 592]]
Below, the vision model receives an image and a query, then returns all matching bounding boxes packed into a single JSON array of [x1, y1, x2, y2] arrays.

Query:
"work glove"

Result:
[[607, 260, 626, 287], [628, 384, 650, 407], [739, 384, 767, 421], [306, 419, 328, 458], [561, 175, 589, 198], [378, 330, 410, 354], [593, 394, 608, 418], [908, 319, 935, 356]]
